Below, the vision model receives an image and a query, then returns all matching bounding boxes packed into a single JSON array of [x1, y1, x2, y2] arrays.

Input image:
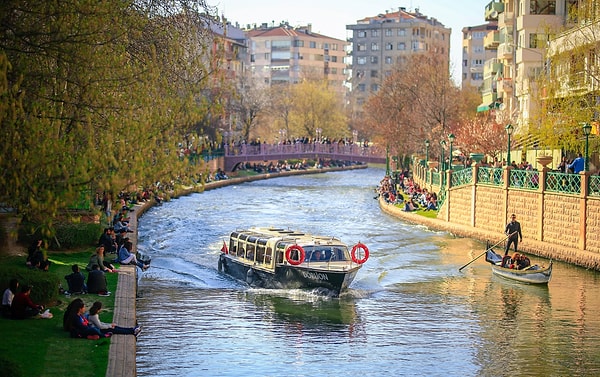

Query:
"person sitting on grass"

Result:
[[86, 245, 116, 273], [11, 285, 44, 319], [87, 301, 141, 336], [87, 264, 109, 295], [2, 278, 19, 318], [65, 264, 87, 294], [63, 298, 108, 340]]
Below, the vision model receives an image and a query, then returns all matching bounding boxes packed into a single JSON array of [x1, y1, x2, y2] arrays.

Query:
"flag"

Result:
[[221, 241, 228, 254]]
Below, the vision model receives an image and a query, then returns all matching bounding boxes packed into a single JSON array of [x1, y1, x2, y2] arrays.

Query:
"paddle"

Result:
[[458, 232, 516, 271]]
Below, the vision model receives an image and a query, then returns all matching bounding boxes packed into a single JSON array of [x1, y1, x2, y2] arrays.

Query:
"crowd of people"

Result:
[[376, 172, 438, 212]]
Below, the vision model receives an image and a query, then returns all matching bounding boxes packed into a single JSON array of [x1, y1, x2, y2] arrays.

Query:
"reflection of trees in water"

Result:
[[500, 286, 522, 321]]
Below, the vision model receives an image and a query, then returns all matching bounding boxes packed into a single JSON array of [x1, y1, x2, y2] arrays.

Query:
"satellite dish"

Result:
[[499, 103, 506, 111], [490, 10, 498, 18]]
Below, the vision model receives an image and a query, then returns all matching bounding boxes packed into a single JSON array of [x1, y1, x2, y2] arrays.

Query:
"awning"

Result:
[[477, 103, 489, 112]]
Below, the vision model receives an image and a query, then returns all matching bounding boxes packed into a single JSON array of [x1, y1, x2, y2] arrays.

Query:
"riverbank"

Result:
[[109, 164, 367, 376], [378, 197, 600, 270]]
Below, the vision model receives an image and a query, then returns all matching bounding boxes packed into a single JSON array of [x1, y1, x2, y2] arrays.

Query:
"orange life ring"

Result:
[[351, 243, 369, 264], [285, 245, 305, 266]]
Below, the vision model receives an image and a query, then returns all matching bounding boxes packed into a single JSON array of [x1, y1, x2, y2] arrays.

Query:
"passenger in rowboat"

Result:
[[516, 254, 531, 270]]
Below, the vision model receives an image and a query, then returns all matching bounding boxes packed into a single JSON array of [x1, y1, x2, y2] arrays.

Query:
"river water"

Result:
[[135, 168, 600, 377]]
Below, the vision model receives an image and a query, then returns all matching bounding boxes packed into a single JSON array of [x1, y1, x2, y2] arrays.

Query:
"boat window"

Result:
[[256, 245, 265, 264], [237, 243, 245, 257], [265, 247, 272, 264], [304, 246, 348, 261], [246, 244, 255, 261]]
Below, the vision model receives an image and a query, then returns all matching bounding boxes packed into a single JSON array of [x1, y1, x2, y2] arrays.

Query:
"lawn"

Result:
[[0, 250, 120, 377]]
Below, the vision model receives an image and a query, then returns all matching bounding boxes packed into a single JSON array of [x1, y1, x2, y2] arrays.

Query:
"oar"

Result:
[[458, 232, 516, 272]]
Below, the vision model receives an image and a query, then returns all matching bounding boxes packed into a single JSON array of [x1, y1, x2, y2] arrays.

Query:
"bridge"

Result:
[[222, 143, 387, 171]]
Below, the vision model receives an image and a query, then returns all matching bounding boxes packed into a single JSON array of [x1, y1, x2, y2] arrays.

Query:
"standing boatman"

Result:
[[504, 214, 523, 255]]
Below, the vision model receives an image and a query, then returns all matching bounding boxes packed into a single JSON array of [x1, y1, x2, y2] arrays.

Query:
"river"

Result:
[[135, 167, 600, 377]]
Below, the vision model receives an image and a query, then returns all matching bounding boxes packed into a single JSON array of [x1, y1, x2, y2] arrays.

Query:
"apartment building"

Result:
[[462, 22, 499, 93], [483, 0, 578, 132], [346, 7, 451, 116], [245, 23, 348, 96]]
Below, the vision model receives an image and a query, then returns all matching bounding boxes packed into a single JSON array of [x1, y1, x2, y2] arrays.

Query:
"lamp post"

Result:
[[505, 124, 514, 166], [583, 122, 592, 172], [448, 133, 455, 170], [440, 139, 446, 171], [385, 144, 390, 176], [425, 139, 430, 164]]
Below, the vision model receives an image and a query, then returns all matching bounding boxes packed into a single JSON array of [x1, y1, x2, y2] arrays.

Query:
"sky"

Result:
[[211, 0, 489, 83]]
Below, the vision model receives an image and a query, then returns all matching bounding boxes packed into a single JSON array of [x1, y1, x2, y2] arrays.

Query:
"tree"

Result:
[[0, 0, 215, 236], [365, 52, 460, 160]]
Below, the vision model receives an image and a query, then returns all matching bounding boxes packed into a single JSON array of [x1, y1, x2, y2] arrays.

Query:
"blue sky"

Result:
[[212, 0, 488, 83]]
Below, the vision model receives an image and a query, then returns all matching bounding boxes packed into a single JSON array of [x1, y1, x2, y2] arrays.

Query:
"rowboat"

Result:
[[485, 249, 552, 284], [218, 227, 369, 294]]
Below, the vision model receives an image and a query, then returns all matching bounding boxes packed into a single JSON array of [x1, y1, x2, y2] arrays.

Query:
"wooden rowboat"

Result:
[[485, 249, 552, 284]]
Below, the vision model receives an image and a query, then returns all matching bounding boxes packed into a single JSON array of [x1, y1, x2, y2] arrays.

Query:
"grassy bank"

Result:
[[0, 251, 119, 377]]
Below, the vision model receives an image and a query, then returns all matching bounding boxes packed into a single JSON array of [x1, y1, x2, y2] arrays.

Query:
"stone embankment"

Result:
[[379, 197, 600, 270]]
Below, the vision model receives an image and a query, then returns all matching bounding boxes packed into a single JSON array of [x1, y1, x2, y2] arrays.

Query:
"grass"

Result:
[[0, 250, 120, 377]]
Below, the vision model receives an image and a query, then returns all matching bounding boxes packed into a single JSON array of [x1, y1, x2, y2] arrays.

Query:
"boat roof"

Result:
[[230, 227, 346, 246]]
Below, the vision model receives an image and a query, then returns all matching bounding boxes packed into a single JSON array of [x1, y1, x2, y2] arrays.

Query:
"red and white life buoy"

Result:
[[285, 245, 305, 266], [351, 243, 369, 264]]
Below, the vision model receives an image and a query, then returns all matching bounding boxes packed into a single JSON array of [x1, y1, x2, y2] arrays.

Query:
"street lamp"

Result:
[[385, 144, 390, 176], [448, 133, 455, 170], [440, 139, 446, 171], [505, 124, 514, 166], [425, 139, 430, 163], [583, 122, 592, 172]]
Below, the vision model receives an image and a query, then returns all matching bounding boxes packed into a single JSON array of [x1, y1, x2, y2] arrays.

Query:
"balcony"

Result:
[[484, 58, 502, 76], [484, 30, 500, 50], [498, 43, 514, 59], [500, 78, 513, 93], [485, 1, 504, 21]]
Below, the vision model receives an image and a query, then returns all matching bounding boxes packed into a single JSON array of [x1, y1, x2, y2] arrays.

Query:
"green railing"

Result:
[[508, 169, 539, 190], [477, 167, 504, 186], [450, 167, 473, 187], [590, 175, 600, 196], [432, 172, 441, 186], [546, 172, 581, 194]]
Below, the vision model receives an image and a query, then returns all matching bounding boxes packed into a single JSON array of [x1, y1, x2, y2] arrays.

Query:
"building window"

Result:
[[530, 0, 556, 15], [331, 68, 337, 74], [357, 43, 367, 51], [357, 57, 367, 65], [385, 56, 393, 64], [358, 31, 367, 38], [358, 83, 366, 92], [471, 72, 483, 80], [309, 41, 317, 48], [371, 84, 379, 91], [264, 53, 270, 60], [385, 70, 392, 76], [397, 42, 406, 50], [372, 29, 380, 37], [529, 33, 547, 48], [385, 43, 393, 50], [331, 56, 337, 63], [370, 56, 378, 64], [370, 70, 378, 78], [385, 29, 393, 37], [294, 40, 304, 47], [397, 28, 407, 36], [371, 42, 379, 51]]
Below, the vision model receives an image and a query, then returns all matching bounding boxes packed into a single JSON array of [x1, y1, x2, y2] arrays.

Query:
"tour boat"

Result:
[[485, 248, 552, 284], [218, 227, 369, 294]]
